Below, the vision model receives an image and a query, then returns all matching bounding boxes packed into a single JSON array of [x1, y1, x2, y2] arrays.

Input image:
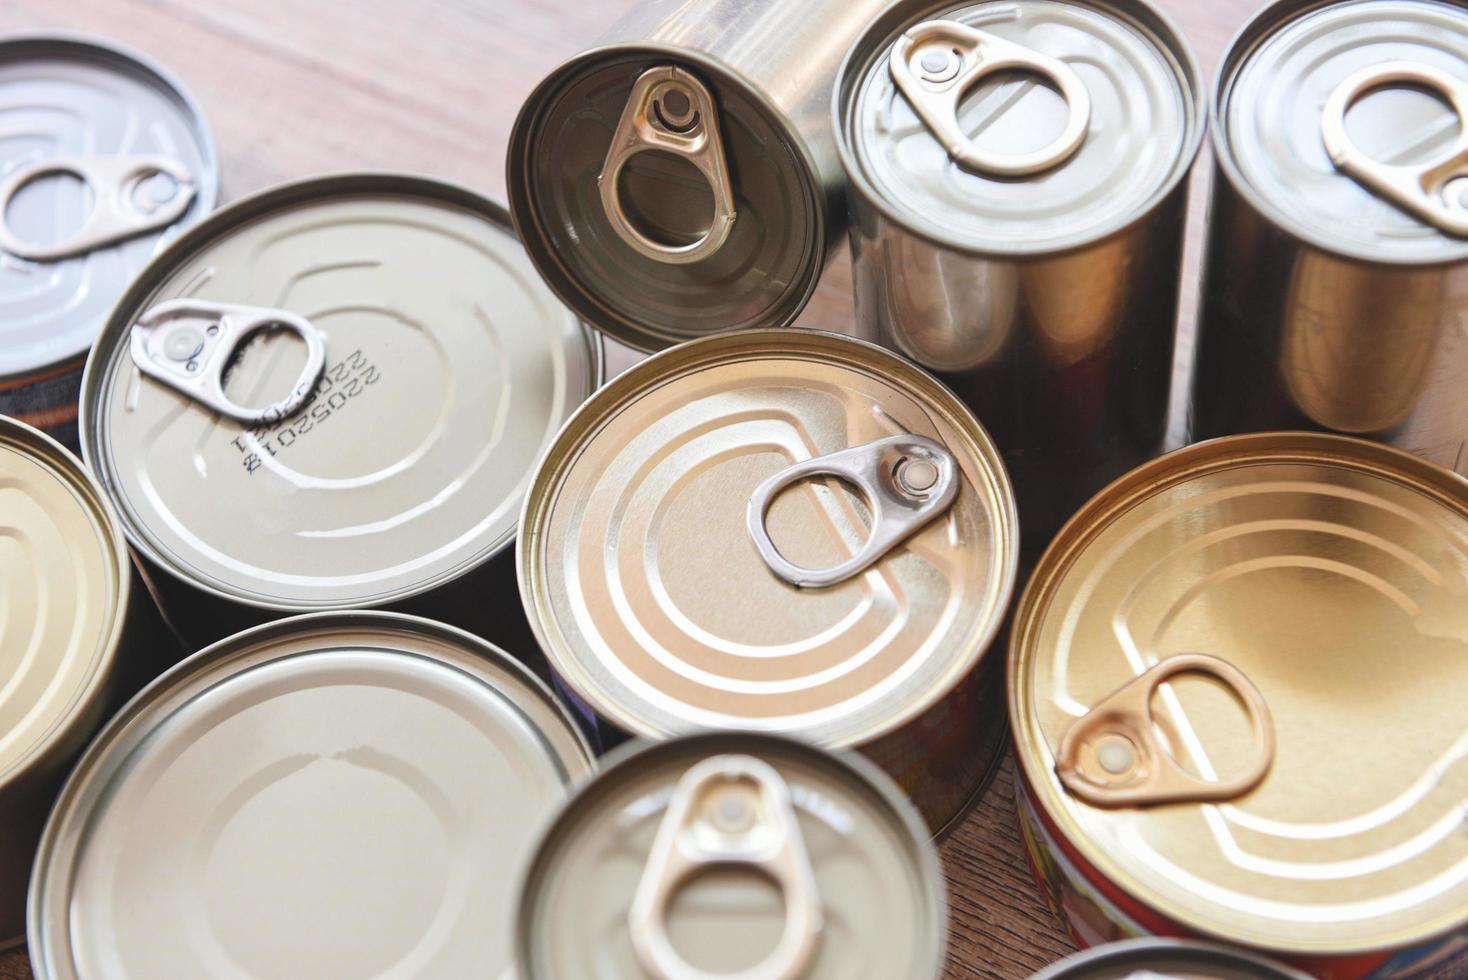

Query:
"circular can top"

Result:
[[1217, 0, 1468, 264], [508, 50, 824, 351], [0, 417, 126, 785], [519, 329, 1017, 748], [1010, 432, 1468, 955], [0, 34, 219, 376], [29, 611, 595, 980], [837, 0, 1202, 254], [516, 732, 945, 980], [1030, 938, 1309, 979], [81, 173, 602, 611]]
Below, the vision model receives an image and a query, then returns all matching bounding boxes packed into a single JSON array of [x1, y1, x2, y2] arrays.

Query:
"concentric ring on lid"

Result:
[[518, 329, 1018, 748]]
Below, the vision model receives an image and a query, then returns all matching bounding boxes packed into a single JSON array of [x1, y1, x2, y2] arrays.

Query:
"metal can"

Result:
[[515, 731, 946, 979], [1191, 0, 1468, 477], [834, 0, 1204, 543], [79, 173, 602, 652], [1010, 432, 1468, 977], [0, 34, 219, 452], [507, 0, 891, 352], [1032, 937, 1310, 979], [0, 417, 165, 947], [518, 329, 1019, 834], [28, 611, 595, 979]]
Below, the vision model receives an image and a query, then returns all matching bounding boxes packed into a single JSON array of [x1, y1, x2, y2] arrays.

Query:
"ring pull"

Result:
[[129, 299, 327, 426], [1321, 62, 1468, 237], [889, 19, 1091, 177], [0, 155, 197, 261], [598, 65, 738, 264], [1055, 653, 1276, 808], [747, 434, 959, 590], [629, 755, 823, 980]]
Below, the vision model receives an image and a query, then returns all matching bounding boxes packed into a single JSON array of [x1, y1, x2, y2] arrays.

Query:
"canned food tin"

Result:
[[518, 329, 1018, 834], [28, 611, 595, 979], [507, 0, 891, 352], [1191, 0, 1468, 477], [1032, 937, 1310, 979], [1010, 432, 1468, 977], [0, 417, 158, 947], [835, 0, 1204, 542], [80, 173, 602, 650], [0, 34, 218, 452], [516, 731, 946, 979]]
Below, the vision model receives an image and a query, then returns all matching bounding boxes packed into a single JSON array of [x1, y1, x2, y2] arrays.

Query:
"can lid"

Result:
[[837, 0, 1201, 254], [1010, 432, 1468, 954], [1218, 0, 1468, 263], [1030, 938, 1310, 979], [29, 611, 595, 979], [82, 174, 602, 611], [0, 34, 218, 376], [519, 330, 1017, 748], [516, 732, 945, 980], [0, 416, 126, 785]]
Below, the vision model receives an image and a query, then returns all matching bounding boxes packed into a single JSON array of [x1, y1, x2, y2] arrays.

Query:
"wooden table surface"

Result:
[[0, 0, 1259, 976]]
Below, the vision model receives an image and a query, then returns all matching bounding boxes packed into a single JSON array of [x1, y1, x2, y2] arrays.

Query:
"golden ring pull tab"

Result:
[[889, 19, 1091, 177], [747, 434, 959, 589], [1322, 62, 1468, 237], [0, 155, 197, 262], [1055, 653, 1276, 808], [629, 755, 823, 980], [598, 65, 738, 265], [129, 299, 328, 426]]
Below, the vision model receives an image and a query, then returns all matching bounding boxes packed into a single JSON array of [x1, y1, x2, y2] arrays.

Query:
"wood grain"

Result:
[[0, 0, 1259, 976]]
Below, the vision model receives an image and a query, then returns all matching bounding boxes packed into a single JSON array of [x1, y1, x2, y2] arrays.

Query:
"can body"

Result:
[[1190, 0, 1468, 476]]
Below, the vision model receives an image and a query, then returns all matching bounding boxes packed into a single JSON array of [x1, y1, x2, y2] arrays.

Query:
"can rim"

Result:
[[78, 170, 606, 613], [1009, 429, 1468, 955], [832, 0, 1206, 259], [513, 731, 948, 980], [0, 31, 222, 377], [26, 609, 598, 979], [507, 42, 828, 353], [1209, 0, 1468, 268], [518, 327, 1020, 750], [1029, 937, 1312, 979]]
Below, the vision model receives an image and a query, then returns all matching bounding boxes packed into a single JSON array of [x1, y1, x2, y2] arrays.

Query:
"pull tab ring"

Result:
[[1055, 653, 1276, 808], [0, 155, 197, 261], [1321, 61, 1468, 236], [747, 434, 958, 590], [890, 19, 1091, 177], [129, 299, 327, 426], [598, 65, 738, 265], [629, 755, 823, 980]]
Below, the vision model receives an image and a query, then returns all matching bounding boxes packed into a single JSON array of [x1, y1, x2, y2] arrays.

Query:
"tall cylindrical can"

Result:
[[507, 0, 891, 352], [0, 34, 219, 452], [834, 0, 1204, 543], [1190, 0, 1468, 477]]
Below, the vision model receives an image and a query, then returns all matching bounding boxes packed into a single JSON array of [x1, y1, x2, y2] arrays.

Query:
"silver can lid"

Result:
[[29, 612, 595, 979], [1218, 0, 1468, 263], [0, 34, 218, 376], [838, 0, 1201, 254], [1030, 938, 1309, 979], [81, 174, 601, 611]]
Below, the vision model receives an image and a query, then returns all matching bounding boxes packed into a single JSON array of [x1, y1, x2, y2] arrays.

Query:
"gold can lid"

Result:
[[0, 417, 125, 783], [1010, 432, 1468, 954], [519, 330, 1017, 747]]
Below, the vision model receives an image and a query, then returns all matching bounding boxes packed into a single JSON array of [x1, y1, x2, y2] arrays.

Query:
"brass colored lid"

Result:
[[519, 330, 1017, 748], [1011, 432, 1468, 954]]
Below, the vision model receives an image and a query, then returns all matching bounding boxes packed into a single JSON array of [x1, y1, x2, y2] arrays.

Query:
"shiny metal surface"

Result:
[[1030, 938, 1310, 979], [516, 733, 945, 980], [29, 612, 595, 980], [518, 330, 1018, 833], [1011, 433, 1468, 961], [836, 0, 1203, 542], [507, 0, 890, 351], [1191, 0, 1468, 472]]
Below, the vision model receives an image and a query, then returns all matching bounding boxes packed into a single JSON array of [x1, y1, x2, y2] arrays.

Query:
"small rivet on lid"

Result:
[[899, 457, 940, 494], [920, 50, 950, 74], [1446, 176, 1468, 211], [1097, 735, 1135, 774], [138, 170, 180, 209], [162, 326, 205, 362], [714, 790, 753, 833]]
